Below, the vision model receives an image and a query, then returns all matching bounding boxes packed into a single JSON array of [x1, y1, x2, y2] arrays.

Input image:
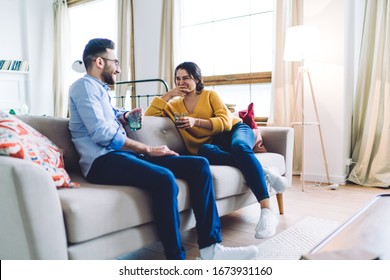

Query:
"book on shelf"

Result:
[[0, 59, 29, 71], [0, 60, 11, 70]]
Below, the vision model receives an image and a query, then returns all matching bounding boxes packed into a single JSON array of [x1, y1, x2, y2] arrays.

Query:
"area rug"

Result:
[[256, 216, 340, 260]]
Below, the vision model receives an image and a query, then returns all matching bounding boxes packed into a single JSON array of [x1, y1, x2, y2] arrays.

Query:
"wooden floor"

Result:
[[121, 176, 390, 260]]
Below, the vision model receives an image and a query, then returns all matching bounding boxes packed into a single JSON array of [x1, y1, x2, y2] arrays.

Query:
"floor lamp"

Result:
[[284, 25, 338, 191]]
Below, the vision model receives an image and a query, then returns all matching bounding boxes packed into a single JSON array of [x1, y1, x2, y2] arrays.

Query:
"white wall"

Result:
[[25, 0, 55, 116], [0, 0, 29, 113], [0, 0, 54, 116], [301, 0, 363, 184], [133, 0, 163, 81], [302, 0, 347, 184], [0, 0, 27, 59]]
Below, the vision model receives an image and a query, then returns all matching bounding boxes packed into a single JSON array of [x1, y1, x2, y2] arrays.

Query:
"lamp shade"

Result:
[[283, 25, 320, 61], [72, 60, 86, 73]]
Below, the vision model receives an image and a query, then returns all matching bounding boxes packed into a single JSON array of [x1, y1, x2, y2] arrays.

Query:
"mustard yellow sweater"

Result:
[[144, 89, 241, 154]]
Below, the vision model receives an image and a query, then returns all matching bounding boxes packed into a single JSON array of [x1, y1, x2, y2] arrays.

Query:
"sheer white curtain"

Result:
[[53, 0, 71, 117], [269, 0, 303, 174], [116, 0, 135, 108], [348, 0, 390, 187], [159, 0, 181, 89]]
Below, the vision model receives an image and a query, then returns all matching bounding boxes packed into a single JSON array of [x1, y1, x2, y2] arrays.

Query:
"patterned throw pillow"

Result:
[[0, 111, 77, 188]]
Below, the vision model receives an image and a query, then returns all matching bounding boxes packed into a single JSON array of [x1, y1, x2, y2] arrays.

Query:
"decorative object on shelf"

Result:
[[20, 104, 29, 115], [284, 25, 338, 191], [7, 105, 29, 116]]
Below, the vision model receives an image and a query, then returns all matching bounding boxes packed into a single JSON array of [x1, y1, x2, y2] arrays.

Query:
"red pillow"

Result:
[[239, 102, 257, 129], [0, 111, 78, 188], [239, 103, 267, 153]]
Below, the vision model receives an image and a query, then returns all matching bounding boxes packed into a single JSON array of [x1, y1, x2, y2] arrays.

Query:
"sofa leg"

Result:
[[276, 193, 284, 215]]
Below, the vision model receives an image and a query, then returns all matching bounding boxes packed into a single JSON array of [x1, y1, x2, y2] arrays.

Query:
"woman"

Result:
[[145, 62, 288, 238]]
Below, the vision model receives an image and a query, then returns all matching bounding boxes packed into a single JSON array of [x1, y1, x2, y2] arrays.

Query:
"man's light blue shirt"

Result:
[[69, 74, 126, 177]]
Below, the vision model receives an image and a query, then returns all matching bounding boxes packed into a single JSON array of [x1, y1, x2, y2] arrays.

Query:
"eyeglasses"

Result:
[[99, 57, 120, 67]]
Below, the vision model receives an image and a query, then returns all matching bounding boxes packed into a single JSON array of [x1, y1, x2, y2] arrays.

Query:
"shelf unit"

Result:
[[0, 70, 29, 74], [0, 70, 29, 114]]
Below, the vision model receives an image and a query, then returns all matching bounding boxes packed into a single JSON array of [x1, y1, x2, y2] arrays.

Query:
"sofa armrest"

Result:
[[0, 157, 68, 259], [258, 127, 294, 187]]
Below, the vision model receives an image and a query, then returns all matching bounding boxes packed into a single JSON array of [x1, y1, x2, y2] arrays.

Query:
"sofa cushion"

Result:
[[60, 173, 191, 243], [210, 165, 247, 199], [124, 116, 187, 154], [210, 152, 285, 199], [238, 102, 257, 129], [0, 111, 77, 188], [254, 152, 286, 175], [17, 115, 81, 173]]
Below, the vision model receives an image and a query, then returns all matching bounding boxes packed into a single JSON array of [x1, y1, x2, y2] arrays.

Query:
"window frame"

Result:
[[67, 0, 95, 8], [180, 0, 273, 121], [203, 71, 272, 86], [203, 71, 271, 125]]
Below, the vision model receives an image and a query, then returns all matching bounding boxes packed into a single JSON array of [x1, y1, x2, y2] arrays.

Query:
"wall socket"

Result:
[[345, 158, 353, 166]]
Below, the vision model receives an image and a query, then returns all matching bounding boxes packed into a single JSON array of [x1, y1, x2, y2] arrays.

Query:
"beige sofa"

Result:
[[0, 115, 293, 260]]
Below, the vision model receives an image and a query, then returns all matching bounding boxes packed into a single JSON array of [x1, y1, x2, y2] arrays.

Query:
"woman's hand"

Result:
[[162, 86, 191, 101], [176, 116, 197, 129]]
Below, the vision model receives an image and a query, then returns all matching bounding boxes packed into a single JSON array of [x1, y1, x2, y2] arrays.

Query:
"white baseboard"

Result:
[[297, 173, 348, 185]]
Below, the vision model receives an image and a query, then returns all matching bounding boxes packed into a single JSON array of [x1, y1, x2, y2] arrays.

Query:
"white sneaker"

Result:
[[199, 243, 259, 260], [255, 208, 278, 239], [264, 167, 288, 193]]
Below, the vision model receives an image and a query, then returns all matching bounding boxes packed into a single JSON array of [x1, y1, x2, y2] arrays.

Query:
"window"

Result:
[[180, 0, 274, 118], [68, 0, 117, 86]]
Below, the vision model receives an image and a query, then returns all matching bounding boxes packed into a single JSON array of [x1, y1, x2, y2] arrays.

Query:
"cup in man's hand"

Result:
[[128, 110, 142, 131]]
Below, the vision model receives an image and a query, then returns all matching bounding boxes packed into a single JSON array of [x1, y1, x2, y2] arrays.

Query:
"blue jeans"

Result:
[[86, 151, 222, 260], [198, 122, 269, 202]]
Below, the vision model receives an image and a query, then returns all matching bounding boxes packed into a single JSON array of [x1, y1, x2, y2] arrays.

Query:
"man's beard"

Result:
[[102, 69, 116, 85]]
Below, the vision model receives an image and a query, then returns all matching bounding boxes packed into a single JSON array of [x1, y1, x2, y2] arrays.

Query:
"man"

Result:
[[69, 38, 258, 260]]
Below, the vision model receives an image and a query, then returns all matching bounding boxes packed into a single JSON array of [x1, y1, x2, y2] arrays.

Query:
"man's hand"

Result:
[[147, 145, 179, 157], [129, 107, 143, 115], [129, 107, 143, 122]]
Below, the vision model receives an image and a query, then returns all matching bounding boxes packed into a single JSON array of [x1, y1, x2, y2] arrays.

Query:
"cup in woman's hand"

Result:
[[174, 113, 187, 127], [174, 112, 187, 121]]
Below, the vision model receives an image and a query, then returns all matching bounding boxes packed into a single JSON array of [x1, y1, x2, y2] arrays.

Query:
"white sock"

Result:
[[199, 243, 216, 260]]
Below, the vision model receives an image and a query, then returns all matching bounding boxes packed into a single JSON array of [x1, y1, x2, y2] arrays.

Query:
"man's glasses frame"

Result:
[[99, 57, 120, 67]]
